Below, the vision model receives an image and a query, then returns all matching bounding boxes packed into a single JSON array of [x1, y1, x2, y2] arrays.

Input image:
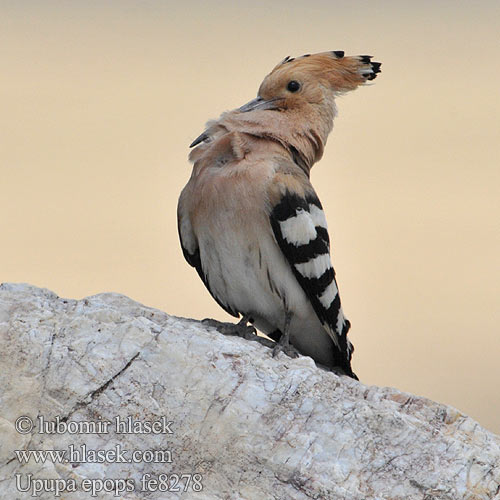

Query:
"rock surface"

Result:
[[0, 283, 499, 500]]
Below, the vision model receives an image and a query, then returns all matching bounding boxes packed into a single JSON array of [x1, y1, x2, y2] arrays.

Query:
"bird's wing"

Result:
[[269, 178, 351, 355], [177, 193, 239, 318]]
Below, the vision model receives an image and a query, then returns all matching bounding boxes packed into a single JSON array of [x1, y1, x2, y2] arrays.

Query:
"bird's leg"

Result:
[[272, 311, 300, 359]]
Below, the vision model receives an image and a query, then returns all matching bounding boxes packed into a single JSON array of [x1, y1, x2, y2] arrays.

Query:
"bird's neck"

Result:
[[218, 103, 335, 177], [282, 104, 335, 175]]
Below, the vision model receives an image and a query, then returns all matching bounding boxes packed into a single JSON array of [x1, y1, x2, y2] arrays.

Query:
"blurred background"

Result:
[[1, 1, 499, 434]]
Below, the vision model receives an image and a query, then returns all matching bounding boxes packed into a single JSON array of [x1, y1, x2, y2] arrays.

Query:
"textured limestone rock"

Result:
[[0, 283, 499, 499]]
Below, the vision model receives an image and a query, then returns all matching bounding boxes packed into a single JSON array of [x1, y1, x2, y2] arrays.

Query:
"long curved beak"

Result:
[[238, 96, 280, 112]]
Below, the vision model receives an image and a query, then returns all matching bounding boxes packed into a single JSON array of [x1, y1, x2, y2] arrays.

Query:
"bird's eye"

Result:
[[287, 80, 301, 93]]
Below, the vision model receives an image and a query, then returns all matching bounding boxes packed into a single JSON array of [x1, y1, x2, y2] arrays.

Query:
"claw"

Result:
[[202, 318, 256, 338], [202, 318, 275, 348]]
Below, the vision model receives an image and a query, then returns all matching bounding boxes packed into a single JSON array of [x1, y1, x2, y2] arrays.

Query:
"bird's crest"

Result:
[[264, 51, 381, 94]]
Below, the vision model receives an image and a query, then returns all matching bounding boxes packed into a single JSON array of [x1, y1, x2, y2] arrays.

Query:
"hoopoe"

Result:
[[178, 51, 381, 379]]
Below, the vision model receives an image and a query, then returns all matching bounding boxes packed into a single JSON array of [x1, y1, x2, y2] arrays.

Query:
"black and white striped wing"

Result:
[[270, 191, 351, 351]]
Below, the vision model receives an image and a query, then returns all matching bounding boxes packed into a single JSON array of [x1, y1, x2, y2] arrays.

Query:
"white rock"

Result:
[[0, 283, 499, 499]]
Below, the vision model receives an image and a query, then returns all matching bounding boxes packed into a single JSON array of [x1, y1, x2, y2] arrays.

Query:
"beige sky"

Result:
[[1, 1, 499, 434]]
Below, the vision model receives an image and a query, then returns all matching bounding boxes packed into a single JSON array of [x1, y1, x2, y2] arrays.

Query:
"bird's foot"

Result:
[[272, 337, 301, 359], [202, 318, 275, 348], [202, 318, 256, 339]]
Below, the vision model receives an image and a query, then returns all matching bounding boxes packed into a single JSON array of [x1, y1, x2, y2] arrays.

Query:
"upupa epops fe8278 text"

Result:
[[178, 51, 381, 379]]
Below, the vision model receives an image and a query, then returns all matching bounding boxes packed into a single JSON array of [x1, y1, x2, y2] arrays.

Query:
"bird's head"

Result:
[[239, 51, 380, 115], [235, 51, 381, 171], [190, 51, 381, 174]]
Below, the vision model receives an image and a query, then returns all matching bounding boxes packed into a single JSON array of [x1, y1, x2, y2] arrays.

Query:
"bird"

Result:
[[178, 51, 381, 379]]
